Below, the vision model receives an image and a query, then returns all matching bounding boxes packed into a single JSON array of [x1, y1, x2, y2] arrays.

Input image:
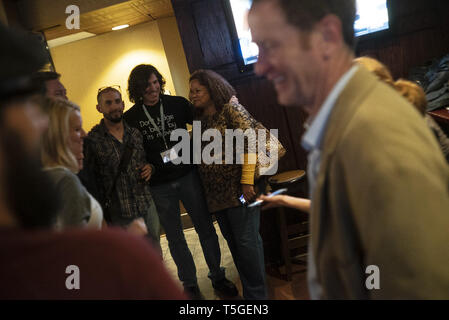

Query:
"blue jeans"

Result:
[[215, 205, 267, 299], [150, 169, 225, 287], [144, 196, 161, 255]]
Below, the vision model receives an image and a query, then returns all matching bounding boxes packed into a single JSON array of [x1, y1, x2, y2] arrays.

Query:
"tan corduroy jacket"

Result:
[[311, 67, 449, 299]]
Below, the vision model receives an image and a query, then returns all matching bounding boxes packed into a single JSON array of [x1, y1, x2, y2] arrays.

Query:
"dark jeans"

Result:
[[108, 198, 161, 255], [150, 169, 225, 287], [144, 196, 162, 255], [215, 205, 268, 300]]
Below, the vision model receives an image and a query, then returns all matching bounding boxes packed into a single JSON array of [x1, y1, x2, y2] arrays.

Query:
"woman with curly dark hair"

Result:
[[189, 69, 284, 299]]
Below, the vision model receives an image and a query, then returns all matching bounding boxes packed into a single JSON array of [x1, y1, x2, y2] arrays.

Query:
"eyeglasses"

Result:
[[97, 85, 121, 95]]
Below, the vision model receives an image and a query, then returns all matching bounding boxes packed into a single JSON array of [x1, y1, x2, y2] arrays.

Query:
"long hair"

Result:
[[356, 56, 427, 115], [41, 97, 80, 173], [127, 64, 166, 104], [394, 79, 427, 115], [355, 56, 394, 86], [189, 69, 236, 117]]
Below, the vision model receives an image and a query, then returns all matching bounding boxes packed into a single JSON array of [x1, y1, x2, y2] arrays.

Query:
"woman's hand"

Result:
[[257, 194, 311, 212], [258, 194, 287, 210], [242, 184, 256, 203]]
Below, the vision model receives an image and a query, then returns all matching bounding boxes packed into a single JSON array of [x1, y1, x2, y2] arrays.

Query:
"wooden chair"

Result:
[[267, 170, 309, 281]]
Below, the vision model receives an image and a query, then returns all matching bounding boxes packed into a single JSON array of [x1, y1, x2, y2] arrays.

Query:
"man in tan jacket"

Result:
[[249, 0, 449, 299]]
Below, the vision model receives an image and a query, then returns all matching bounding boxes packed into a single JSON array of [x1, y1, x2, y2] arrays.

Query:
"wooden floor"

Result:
[[160, 222, 310, 300]]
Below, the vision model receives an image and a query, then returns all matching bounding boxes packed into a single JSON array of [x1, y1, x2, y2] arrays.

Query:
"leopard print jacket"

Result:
[[196, 102, 284, 212]]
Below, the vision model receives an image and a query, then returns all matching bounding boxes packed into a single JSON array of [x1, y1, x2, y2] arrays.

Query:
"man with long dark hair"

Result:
[[124, 64, 237, 299]]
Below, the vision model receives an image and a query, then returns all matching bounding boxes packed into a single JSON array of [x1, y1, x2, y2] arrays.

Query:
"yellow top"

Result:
[[240, 153, 257, 185]]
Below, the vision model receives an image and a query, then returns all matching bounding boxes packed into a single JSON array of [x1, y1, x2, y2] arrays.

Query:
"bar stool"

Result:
[[267, 169, 308, 281]]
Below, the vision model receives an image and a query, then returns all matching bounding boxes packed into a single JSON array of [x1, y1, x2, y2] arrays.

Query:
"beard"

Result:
[[104, 112, 123, 123], [0, 128, 61, 229]]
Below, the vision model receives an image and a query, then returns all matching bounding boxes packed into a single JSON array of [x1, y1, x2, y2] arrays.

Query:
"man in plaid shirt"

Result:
[[80, 86, 161, 252]]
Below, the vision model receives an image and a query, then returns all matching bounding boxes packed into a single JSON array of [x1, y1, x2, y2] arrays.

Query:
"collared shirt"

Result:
[[83, 120, 153, 221], [301, 65, 359, 299]]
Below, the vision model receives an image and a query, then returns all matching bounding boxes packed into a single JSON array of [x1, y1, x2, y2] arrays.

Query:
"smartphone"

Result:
[[247, 188, 288, 208]]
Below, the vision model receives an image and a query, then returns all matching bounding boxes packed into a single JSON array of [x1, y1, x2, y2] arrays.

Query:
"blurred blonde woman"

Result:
[[41, 97, 103, 229], [356, 56, 449, 162]]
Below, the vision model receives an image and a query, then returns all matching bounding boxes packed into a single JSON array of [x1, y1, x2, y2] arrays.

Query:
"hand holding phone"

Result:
[[248, 188, 288, 208]]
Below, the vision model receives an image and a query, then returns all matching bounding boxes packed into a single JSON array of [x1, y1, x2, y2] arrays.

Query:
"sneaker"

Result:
[[184, 285, 205, 300], [212, 278, 238, 297]]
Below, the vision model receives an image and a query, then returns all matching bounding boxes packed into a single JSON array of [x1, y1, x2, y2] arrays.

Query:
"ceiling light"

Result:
[[112, 24, 129, 31], [46, 32, 96, 48]]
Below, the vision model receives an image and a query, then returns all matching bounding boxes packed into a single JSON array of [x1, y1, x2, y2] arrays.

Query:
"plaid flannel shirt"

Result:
[[84, 120, 153, 219]]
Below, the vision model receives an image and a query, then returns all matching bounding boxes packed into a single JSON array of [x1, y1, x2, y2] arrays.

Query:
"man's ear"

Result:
[[96, 104, 101, 113], [317, 14, 344, 59]]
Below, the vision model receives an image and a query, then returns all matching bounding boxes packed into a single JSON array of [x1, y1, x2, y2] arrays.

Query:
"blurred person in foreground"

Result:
[[249, 0, 449, 299], [0, 23, 185, 299]]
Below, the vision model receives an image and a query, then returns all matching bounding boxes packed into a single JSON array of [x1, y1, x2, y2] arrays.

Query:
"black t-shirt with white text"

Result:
[[124, 94, 194, 185]]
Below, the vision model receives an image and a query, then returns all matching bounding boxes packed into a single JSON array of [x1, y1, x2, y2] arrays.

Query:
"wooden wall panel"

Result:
[[172, 0, 204, 73], [191, 0, 235, 68]]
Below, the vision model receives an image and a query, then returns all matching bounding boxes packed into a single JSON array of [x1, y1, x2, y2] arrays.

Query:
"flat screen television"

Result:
[[224, 0, 391, 72], [354, 0, 390, 37]]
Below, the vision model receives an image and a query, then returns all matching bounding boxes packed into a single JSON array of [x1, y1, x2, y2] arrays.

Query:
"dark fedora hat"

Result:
[[0, 23, 48, 101]]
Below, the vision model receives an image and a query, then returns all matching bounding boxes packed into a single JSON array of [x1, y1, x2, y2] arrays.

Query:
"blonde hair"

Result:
[[393, 79, 427, 115], [355, 56, 427, 115], [355, 56, 394, 87], [41, 97, 80, 173]]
